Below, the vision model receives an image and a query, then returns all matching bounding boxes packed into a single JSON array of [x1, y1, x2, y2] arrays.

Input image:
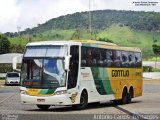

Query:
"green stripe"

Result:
[[91, 67, 113, 95]]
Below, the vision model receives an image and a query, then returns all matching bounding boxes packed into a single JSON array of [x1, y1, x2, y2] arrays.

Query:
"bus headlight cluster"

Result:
[[20, 90, 28, 95], [55, 90, 67, 95]]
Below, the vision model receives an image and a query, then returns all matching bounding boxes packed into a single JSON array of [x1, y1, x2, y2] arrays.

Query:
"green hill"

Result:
[[8, 24, 160, 58], [5, 10, 160, 59], [5, 9, 160, 36]]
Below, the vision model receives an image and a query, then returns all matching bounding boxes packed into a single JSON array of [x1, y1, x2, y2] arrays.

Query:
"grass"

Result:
[[152, 68, 160, 72], [148, 57, 160, 62]]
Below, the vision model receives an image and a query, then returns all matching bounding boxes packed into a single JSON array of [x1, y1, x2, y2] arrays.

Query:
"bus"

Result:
[[20, 40, 143, 110]]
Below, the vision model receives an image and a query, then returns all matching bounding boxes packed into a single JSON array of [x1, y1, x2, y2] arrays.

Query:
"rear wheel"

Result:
[[74, 91, 88, 109], [121, 88, 128, 105], [37, 105, 50, 110], [127, 88, 133, 104]]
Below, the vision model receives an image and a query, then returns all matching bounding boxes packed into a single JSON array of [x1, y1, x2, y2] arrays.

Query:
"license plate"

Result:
[[37, 99, 45, 102]]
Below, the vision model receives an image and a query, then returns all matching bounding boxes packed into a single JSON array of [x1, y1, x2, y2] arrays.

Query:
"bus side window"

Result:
[[135, 52, 142, 68], [97, 49, 103, 66], [104, 50, 112, 67], [92, 48, 97, 66], [86, 48, 93, 66], [128, 52, 135, 67], [111, 50, 121, 67], [114, 51, 121, 67], [122, 51, 129, 68], [81, 47, 87, 67]]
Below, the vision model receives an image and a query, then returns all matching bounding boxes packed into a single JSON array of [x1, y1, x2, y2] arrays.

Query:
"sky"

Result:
[[0, 0, 160, 33]]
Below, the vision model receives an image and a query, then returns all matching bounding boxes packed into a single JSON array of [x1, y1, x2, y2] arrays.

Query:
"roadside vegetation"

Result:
[[143, 66, 160, 72]]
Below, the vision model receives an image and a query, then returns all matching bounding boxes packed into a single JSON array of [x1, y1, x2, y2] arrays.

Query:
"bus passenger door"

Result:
[[67, 46, 79, 103]]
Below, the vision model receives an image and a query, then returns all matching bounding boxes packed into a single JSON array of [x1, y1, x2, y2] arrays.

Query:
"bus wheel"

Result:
[[37, 105, 50, 110], [127, 93, 131, 104], [121, 88, 127, 105], [75, 91, 88, 109], [113, 100, 121, 105], [127, 88, 133, 104]]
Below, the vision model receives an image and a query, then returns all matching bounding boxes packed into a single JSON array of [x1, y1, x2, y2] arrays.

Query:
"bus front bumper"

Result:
[[20, 94, 72, 105]]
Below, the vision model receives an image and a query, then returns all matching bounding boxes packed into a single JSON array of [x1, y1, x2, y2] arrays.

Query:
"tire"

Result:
[[74, 91, 88, 109], [121, 88, 127, 105], [113, 100, 121, 105], [37, 105, 50, 110], [126, 93, 131, 104], [127, 88, 133, 104]]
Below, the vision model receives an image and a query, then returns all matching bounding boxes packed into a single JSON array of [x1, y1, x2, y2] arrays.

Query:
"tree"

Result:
[[152, 44, 160, 55], [0, 34, 10, 54], [152, 44, 160, 68]]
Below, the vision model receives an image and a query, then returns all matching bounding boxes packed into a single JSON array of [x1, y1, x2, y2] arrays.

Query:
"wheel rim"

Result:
[[80, 96, 85, 105]]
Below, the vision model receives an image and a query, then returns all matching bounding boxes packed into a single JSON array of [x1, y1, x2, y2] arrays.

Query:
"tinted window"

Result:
[[134, 52, 142, 68], [81, 47, 87, 66], [103, 49, 113, 67], [7, 73, 19, 77], [112, 50, 122, 67], [81, 47, 141, 68], [121, 51, 129, 67], [128, 52, 136, 67]]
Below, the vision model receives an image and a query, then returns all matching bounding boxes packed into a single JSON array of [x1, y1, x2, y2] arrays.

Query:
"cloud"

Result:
[[18, 0, 87, 29], [0, 0, 20, 33], [0, 0, 159, 33]]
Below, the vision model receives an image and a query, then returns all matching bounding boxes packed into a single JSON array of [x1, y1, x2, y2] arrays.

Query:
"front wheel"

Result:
[[74, 91, 88, 109], [37, 105, 50, 110]]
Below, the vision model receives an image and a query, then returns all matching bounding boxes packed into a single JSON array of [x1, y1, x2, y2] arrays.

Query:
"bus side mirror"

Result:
[[65, 55, 71, 70]]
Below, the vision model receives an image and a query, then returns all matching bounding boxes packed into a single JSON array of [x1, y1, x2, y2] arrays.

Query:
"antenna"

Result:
[[89, 0, 92, 40]]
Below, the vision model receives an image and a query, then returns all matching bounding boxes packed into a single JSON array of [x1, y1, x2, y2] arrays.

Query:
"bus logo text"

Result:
[[112, 70, 129, 77]]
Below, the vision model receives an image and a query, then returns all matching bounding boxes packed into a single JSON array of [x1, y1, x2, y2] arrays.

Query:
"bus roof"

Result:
[[26, 40, 141, 52], [26, 40, 81, 46], [26, 40, 117, 46], [75, 40, 118, 46]]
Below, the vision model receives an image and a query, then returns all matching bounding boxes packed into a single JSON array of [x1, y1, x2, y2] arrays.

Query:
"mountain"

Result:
[[18, 10, 160, 35], [5, 10, 160, 59]]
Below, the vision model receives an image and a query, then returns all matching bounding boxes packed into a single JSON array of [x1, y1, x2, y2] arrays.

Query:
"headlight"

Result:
[[20, 90, 28, 95], [55, 90, 67, 95]]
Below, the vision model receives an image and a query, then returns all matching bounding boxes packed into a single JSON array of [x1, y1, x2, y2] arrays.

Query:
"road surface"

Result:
[[0, 81, 160, 120]]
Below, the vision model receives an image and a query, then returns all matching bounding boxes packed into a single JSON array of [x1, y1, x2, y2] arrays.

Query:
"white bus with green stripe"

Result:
[[20, 40, 143, 110]]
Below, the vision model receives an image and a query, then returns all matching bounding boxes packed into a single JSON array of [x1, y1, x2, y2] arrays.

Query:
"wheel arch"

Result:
[[123, 86, 128, 94], [80, 88, 88, 97]]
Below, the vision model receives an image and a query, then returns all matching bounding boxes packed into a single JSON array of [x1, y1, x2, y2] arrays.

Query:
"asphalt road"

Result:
[[0, 83, 160, 120]]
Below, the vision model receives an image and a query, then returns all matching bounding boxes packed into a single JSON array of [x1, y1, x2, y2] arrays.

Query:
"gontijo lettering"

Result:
[[112, 70, 129, 77]]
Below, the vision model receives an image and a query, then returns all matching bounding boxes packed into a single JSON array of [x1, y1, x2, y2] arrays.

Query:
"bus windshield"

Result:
[[21, 58, 66, 89], [21, 45, 67, 89]]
